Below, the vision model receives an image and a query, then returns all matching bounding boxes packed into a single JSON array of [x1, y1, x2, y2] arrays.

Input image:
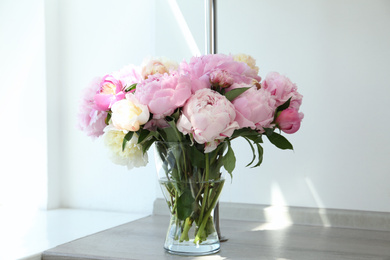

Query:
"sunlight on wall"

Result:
[[252, 182, 292, 231], [305, 177, 331, 227], [270, 182, 288, 207], [167, 0, 201, 56]]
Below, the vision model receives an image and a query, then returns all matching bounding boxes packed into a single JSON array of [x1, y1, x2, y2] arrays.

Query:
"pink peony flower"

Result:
[[94, 75, 126, 111], [77, 78, 108, 139], [135, 73, 192, 119], [177, 88, 239, 152], [179, 58, 212, 93], [179, 54, 261, 93], [110, 93, 149, 132], [209, 69, 235, 88], [262, 72, 303, 110], [275, 108, 304, 134], [232, 84, 276, 132], [112, 64, 143, 90]]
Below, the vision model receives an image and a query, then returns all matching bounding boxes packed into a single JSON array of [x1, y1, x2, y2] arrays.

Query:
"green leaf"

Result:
[[276, 97, 291, 113], [245, 133, 264, 143], [209, 157, 224, 180], [168, 120, 184, 142], [224, 87, 250, 101], [188, 145, 205, 168], [253, 143, 264, 167], [105, 111, 112, 125], [176, 187, 195, 220], [223, 142, 236, 176], [243, 137, 256, 167], [231, 128, 259, 139], [170, 108, 181, 121], [122, 131, 134, 151], [264, 128, 274, 137], [161, 120, 184, 142], [141, 137, 156, 154], [207, 143, 227, 179], [266, 131, 293, 150], [253, 135, 263, 143], [171, 168, 180, 183], [124, 83, 137, 92], [137, 128, 150, 144], [137, 128, 159, 145]]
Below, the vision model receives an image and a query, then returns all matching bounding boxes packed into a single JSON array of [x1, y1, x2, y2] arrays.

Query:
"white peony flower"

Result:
[[103, 125, 148, 170], [141, 56, 178, 79], [233, 53, 259, 74], [111, 93, 149, 132]]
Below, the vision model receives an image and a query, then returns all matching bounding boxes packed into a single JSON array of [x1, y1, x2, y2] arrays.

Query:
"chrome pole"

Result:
[[205, 0, 227, 242], [205, 0, 217, 55]]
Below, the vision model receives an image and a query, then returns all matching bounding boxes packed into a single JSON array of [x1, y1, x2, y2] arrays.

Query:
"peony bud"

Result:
[[275, 108, 304, 134]]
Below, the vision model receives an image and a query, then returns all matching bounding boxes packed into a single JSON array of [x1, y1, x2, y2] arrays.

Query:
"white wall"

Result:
[[154, 0, 390, 213], [48, 0, 390, 214], [218, 0, 390, 213], [45, 0, 62, 209], [0, 0, 47, 210], [47, 0, 157, 213]]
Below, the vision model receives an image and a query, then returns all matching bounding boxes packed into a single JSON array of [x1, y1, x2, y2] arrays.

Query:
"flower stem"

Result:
[[194, 180, 224, 244], [198, 153, 210, 223], [179, 217, 193, 242], [172, 189, 178, 214]]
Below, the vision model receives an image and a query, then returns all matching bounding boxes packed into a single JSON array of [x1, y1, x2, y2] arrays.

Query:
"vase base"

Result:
[[164, 242, 220, 256]]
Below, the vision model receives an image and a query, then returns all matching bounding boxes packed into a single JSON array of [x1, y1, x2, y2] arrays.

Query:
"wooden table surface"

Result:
[[42, 214, 390, 260]]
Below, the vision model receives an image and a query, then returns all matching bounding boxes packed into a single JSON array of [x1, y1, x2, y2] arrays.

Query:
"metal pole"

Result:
[[205, 0, 217, 55], [205, 0, 227, 242]]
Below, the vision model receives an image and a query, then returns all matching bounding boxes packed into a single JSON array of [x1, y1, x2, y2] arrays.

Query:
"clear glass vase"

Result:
[[154, 141, 227, 255]]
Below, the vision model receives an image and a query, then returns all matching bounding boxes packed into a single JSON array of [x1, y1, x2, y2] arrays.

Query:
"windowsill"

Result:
[[0, 208, 148, 260]]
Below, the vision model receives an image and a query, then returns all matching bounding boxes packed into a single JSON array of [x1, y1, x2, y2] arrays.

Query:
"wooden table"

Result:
[[42, 214, 390, 260]]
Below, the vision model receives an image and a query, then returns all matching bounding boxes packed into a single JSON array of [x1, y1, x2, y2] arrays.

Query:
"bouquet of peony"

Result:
[[78, 54, 303, 247]]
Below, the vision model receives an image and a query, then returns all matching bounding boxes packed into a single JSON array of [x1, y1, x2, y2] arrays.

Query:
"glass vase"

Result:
[[154, 141, 226, 256]]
